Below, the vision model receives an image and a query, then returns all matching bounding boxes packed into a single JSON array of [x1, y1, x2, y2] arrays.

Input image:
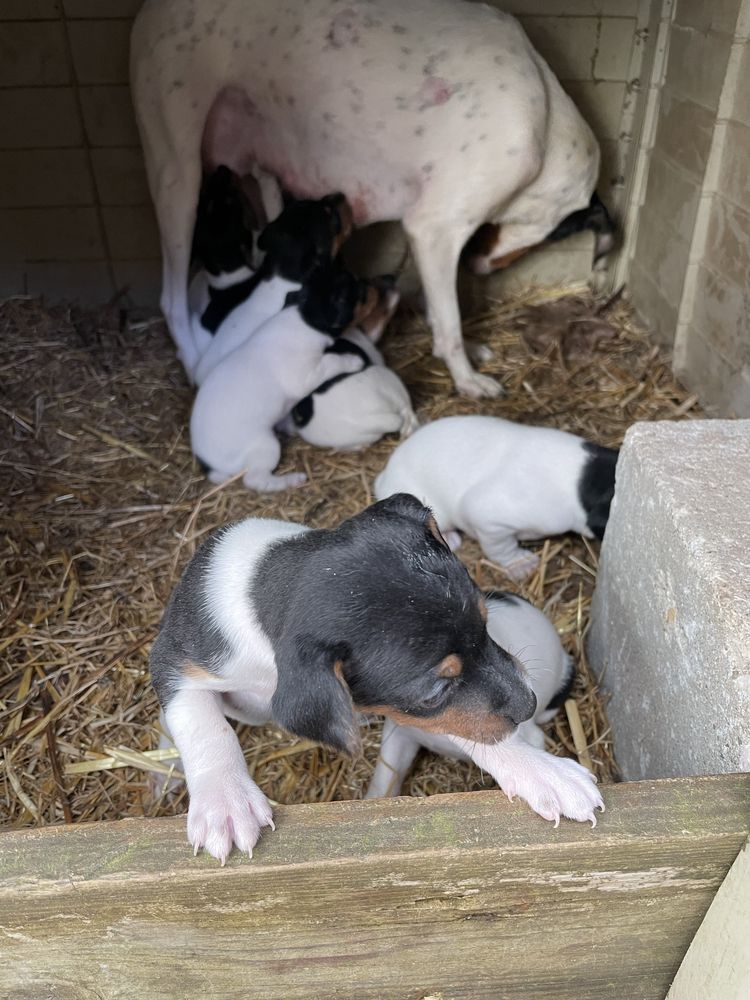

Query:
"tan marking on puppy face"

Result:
[[425, 513, 449, 549], [182, 661, 219, 683], [331, 198, 354, 255], [437, 653, 463, 678], [352, 284, 380, 327], [361, 702, 515, 743], [478, 595, 488, 622], [358, 284, 399, 335]]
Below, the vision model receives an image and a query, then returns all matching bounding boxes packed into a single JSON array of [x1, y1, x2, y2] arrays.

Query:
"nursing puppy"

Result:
[[188, 165, 257, 334], [282, 282, 418, 450], [375, 415, 619, 579], [367, 590, 603, 825], [191, 263, 373, 491], [150, 494, 538, 863], [192, 186, 354, 386]]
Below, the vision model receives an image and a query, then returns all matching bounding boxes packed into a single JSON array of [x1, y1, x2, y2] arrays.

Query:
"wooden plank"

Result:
[[0, 774, 748, 1000], [667, 834, 750, 1000]]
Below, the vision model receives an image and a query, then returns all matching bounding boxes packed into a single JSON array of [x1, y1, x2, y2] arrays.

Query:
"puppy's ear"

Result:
[[369, 493, 450, 548], [271, 637, 361, 755]]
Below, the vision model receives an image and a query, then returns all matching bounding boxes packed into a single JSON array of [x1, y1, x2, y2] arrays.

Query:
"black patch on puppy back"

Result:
[[257, 197, 340, 282], [192, 165, 256, 276], [579, 442, 619, 540], [199, 270, 264, 334], [545, 658, 575, 711], [290, 339, 371, 428]]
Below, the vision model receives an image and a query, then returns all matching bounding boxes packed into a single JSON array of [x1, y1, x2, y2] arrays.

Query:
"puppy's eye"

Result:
[[419, 679, 455, 711]]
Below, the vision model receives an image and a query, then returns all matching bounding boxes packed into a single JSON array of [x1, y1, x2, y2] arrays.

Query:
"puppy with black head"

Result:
[[192, 188, 354, 385], [190, 261, 375, 491], [151, 494, 538, 863], [367, 589, 603, 825]]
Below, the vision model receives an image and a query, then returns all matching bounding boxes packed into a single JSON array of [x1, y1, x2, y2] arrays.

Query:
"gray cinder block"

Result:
[[588, 419, 750, 779]]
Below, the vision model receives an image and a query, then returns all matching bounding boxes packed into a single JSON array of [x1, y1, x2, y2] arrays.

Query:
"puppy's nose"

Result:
[[506, 686, 537, 725]]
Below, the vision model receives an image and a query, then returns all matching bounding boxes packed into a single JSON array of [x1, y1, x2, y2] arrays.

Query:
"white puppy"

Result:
[[374, 415, 619, 579], [191, 265, 374, 491], [280, 285, 418, 450], [367, 590, 603, 826]]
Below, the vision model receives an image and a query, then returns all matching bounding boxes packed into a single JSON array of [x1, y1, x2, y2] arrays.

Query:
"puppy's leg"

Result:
[[403, 214, 502, 399], [241, 432, 307, 492], [461, 489, 540, 580], [365, 719, 421, 798], [448, 731, 603, 826], [164, 688, 274, 864]]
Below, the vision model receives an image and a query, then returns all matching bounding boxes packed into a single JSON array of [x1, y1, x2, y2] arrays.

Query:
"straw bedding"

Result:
[[0, 283, 701, 829]]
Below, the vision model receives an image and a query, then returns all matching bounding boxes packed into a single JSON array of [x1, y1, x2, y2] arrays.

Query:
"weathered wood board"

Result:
[[1, 774, 748, 1000]]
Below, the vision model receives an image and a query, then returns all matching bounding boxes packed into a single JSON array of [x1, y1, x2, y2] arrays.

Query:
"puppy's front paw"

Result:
[[187, 775, 274, 865], [502, 753, 604, 826]]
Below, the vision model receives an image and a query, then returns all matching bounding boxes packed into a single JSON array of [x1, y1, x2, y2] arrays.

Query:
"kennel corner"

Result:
[[1, 775, 749, 999]]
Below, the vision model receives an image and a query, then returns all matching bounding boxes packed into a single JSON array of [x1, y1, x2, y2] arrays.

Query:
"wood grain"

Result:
[[1, 775, 748, 1000]]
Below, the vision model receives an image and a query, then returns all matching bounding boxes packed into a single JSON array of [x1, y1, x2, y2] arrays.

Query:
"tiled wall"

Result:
[[0, 0, 650, 307], [626, 0, 750, 415]]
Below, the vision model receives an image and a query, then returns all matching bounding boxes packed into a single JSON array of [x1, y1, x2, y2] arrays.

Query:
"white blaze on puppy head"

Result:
[[151, 495, 538, 864], [367, 590, 604, 826], [374, 415, 619, 579]]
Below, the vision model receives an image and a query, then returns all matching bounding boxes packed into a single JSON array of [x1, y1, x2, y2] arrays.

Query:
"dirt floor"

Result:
[[0, 284, 702, 829]]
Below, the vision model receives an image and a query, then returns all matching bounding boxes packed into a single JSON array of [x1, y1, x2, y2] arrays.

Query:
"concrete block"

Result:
[[664, 25, 732, 113], [0, 87, 83, 148], [0, 206, 103, 262], [632, 213, 691, 313], [0, 149, 93, 207], [518, 16, 599, 81], [112, 259, 162, 308], [675, 325, 750, 418], [0, 20, 69, 86], [716, 120, 750, 214], [729, 42, 750, 128], [703, 194, 750, 292], [688, 264, 750, 368], [101, 204, 160, 259], [641, 152, 702, 245], [563, 80, 626, 141], [595, 17, 638, 81], [91, 147, 150, 205], [627, 264, 679, 347], [674, 0, 740, 35], [589, 419, 750, 778], [0, 1, 61, 18], [652, 90, 716, 182], [68, 19, 131, 84], [26, 261, 113, 303], [79, 86, 140, 146], [62, 0, 142, 15]]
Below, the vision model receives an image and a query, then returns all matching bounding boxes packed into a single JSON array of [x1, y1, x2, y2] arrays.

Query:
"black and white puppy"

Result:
[[375, 415, 619, 579], [280, 280, 418, 450], [367, 590, 603, 825], [191, 180, 354, 385], [151, 494, 538, 863], [190, 262, 375, 490]]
